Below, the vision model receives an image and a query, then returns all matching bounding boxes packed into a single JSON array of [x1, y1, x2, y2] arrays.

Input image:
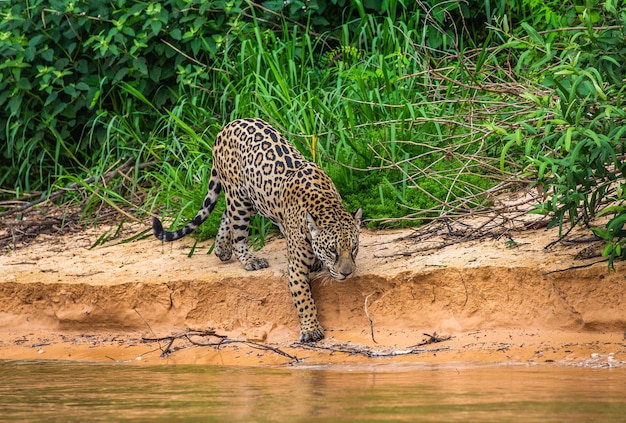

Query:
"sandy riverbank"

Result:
[[1, 222, 624, 367]]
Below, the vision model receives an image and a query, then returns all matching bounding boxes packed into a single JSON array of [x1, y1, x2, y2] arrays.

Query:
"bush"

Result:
[[497, 2, 626, 268], [1, 0, 256, 192]]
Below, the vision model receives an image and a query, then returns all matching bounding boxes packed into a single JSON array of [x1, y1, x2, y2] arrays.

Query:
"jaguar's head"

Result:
[[306, 208, 362, 280]]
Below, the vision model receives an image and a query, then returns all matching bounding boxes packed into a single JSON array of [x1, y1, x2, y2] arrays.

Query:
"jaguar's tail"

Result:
[[153, 168, 222, 242]]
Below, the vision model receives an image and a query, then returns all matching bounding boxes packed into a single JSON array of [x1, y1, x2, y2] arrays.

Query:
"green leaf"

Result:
[[604, 0, 616, 13], [537, 161, 549, 180], [41, 48, 54, 62], [262, 1, 285, 12], [150, 20, 162, 36], [563, 126, 573, 152], [500, 138, 516, 171], [44, 91, 59, 106], [133, 57, 148, 75], [16, 78, 32, 90], [601, 243, 614, 256], [8, 94, 22, 115], [170, 28, 182, 40], [521, 22, 544, 45], [88, 89, 101, 109], [64, 85, 78, 97], [597, 205, 626, 218], [607, 214, 626, 234]]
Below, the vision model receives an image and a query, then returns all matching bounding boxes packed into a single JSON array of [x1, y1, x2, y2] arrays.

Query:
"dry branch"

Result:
[[139, 329, 455, 362], [0, 158, 155, 220], [1, 159, 157, 250], [141, 329, 300, 363], [409, 332, 452, 347], [292, 341, 452, 358]]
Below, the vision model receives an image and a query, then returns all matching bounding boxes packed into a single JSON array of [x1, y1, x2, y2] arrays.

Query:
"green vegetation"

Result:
[[1, 1, 625, 267]]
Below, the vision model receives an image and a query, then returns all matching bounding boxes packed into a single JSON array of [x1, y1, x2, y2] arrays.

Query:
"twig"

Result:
[[292, 342, 451, 358], [205, 339, 300, 362], [543, 259, 609, 275], [544, 215, 584, 250], [160, 38, 214, 69], [366, 346, 451, 357], [142, 329, 223, 357], [408, 332, 452, 348], [373, 237, 463, 259], [364, 292, 379, 344], [141, 329, 220, 343], [134, 308, 156, 337], [141, 329, 300, 362]]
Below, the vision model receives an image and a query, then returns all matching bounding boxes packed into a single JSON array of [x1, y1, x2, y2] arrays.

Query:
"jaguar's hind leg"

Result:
[[226, 197, 269, 271], [213, 213, 232, 262]]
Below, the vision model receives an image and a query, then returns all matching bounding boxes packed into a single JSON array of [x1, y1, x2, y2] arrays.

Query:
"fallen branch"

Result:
[[141, 329, 300, 363], [292, 340, 452, 358], [201, 338, 300, 362], [141, 329, 225, 356], [140, 328, 455, 362], [1, 215, 78, 250]]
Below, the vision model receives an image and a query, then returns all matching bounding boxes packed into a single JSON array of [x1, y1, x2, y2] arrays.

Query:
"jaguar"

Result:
[[153, 118, 362, 342]]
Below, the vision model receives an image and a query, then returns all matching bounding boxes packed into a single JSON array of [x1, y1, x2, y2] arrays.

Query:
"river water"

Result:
[[1, 361, 624, 422]]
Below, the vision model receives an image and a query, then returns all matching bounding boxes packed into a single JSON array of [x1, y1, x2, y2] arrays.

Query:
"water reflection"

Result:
[[1, 361, 625, 422]]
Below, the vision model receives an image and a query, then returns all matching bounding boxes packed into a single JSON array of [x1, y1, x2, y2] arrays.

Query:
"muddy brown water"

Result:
[[1, 361, 625, 422]]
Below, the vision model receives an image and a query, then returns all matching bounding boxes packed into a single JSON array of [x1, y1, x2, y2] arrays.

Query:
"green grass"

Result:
[[150, 12, 515, 235], [1, 6, 522, 240]]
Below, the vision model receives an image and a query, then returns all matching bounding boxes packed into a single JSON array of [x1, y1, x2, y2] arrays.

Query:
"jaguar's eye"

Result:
[[330, 247, 338, 258]]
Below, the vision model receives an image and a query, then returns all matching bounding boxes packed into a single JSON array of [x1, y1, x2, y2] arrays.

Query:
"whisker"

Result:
[[311, 269, 333, 286]]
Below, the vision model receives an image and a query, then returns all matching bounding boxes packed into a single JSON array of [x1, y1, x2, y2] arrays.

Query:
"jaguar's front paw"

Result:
[[243, 257, 269, 271], [299, 327, 324, 343]]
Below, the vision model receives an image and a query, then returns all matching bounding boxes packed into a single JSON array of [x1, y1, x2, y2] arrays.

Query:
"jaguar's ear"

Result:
[[306, 212, 318, 238], [353, 208, 363, 226]]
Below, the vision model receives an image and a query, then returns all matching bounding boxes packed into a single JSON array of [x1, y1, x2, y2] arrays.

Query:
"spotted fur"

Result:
[[153, 118, 362, 342]]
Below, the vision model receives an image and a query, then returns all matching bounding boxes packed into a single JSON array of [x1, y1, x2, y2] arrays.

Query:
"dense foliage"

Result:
[[496, 2, 626, 266], [1, 0, 625, 266]]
